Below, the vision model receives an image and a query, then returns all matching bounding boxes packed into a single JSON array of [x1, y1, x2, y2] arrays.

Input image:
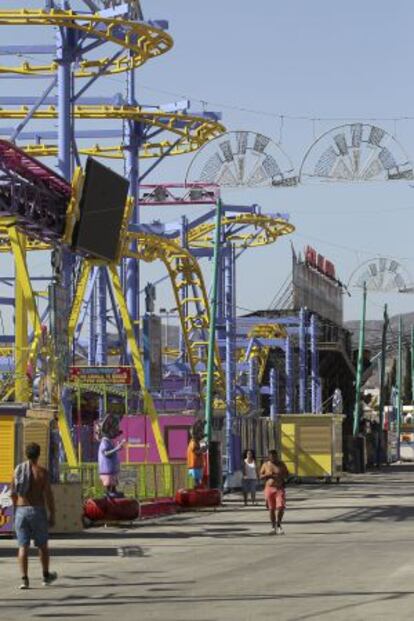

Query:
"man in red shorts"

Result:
[[260, 449, 288, 535]]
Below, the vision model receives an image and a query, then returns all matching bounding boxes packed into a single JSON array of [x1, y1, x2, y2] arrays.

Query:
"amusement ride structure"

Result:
[[1, 1, 413, 488], [0, 1, 298, 477]]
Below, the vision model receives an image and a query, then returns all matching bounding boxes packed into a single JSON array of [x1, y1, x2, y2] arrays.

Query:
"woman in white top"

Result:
[[242, 449, 259, 505]]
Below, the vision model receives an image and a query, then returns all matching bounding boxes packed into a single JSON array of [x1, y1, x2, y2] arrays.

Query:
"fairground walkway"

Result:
[[1, 465, 414, 621]]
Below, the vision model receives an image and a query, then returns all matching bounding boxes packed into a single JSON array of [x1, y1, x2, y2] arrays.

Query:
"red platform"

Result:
[[140, 498, 179, 520], [175, 487, 221, 508], [84, 497, 140, 522]]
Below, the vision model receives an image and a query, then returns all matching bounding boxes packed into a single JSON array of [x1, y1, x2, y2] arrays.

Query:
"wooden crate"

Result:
[[50, 483, 83, 534]]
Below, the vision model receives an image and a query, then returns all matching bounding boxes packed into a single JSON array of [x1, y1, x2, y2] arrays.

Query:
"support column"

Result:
[[270, 367, 278, 422], [125, 62, 140, 340], [88, 284, 96, 365], [97, 267, 108, 418], [14, 234, 29, 402], [285, 337, 293, 413], [377, 304, 388, 465], [205, 199, 223, 444], [299, 307, 307, 413], [248, 357, 258, 412], [224, 243, 235, 475], [96, 268, 107, 366], [353, 283, 367, 436], [310, 314, 320, 413], [56, 4, 77, 463], [179, 215, 188, 365], [397, 315, 403, 459]]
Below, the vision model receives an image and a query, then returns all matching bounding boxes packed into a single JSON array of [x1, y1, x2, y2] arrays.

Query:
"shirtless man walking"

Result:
[[11, 443, 57, 589], [260, 450, 289, 535]]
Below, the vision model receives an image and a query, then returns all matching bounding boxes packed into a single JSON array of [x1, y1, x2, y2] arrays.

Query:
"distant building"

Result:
[[245, 246, 356, 416]]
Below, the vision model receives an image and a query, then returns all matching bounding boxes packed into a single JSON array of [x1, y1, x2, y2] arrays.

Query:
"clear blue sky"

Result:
[[2, 0, 414, 324]]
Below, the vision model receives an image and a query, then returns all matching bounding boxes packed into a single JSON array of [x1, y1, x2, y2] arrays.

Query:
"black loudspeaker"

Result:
[[72, 157, 129, 262], [209, 441, 222, 489]]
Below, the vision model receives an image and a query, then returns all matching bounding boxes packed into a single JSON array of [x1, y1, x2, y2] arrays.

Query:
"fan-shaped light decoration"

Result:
[[185, 130, 297, 188], [348, 258, 412, 292], [300, 124, 413, 182]]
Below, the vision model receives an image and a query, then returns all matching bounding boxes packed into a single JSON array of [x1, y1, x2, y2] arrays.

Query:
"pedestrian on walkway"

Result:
[[11, 442, 57, 590], [187, 423, 206, 487], [242, 449, 258, 505], [260, 449, 288, 535]]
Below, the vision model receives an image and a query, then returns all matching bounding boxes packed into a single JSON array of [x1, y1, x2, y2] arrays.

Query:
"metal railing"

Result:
[[60, 462, 193, 501]]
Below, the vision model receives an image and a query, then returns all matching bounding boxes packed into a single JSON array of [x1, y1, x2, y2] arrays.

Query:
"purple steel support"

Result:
[[225, 242, 236, 474], [299, 307, 307, 413], [88, 283, 96, 366], [310, 314, 321, 413], [96, 267, 107, 366], [216, 242, 225, 343], [125, 56, 140, 341], [248, 357, 259, 412], [285, 336, 293, 413], [270, 367, 278, 422], [56, 1, 74, 431], [96, 267, 107, 419], [124, 46, 141, 407], [105, 268, 128, 362], [179, 215, 188, 365]]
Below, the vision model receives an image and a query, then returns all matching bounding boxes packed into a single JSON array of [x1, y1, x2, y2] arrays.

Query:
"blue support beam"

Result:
[[270, 367, 278, 422], [299, 308, 307, 413], [285, 336, 293, 413]]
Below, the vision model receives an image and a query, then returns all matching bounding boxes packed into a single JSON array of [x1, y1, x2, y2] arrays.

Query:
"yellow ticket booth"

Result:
[[23, 408, 55, 469], [0, 404, 26, 533], [278, 414, 344, 481], [0, 406, 82, 534], [0, 404, 26, 483]]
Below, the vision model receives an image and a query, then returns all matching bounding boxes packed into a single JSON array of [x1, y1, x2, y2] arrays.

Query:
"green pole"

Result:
[[377, 304, 388, 465], [397, 316, 403, 457], [205, 198, 223, 443], [353, 282, 367, 436], [411, 325, 414, 404]]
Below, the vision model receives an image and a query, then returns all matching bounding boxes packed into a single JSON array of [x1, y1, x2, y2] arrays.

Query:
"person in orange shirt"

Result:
[[187, 428, 205, 487]]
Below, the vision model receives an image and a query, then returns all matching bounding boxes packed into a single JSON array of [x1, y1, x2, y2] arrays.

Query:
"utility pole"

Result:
[[377, 304, 388, 465], [353, 283, 367, 436]]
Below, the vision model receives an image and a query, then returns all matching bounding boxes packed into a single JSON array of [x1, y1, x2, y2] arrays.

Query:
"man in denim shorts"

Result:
[[11, 443, 57, 590]]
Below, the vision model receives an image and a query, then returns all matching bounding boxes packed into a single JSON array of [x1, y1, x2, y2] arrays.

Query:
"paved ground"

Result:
[[2, 465, 414, 621]]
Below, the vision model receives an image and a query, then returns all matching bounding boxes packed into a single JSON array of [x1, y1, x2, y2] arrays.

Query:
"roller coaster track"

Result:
[[125, 231, 226, 399], [0, 139, 294, 412], [237, 323, 287, 385], [0, 107, 225, 160], [188, 212, 294, 248], [0, 8, 173, 78]]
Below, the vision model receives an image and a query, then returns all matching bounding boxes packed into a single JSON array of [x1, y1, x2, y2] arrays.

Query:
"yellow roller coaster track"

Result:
[[188, 213, 295, 248], [237, 323, 287, 385], [0, 211, 294, 408], [0, 106, 225, 159], [0, 9, 173, 77], [125, 230, 226, 399]]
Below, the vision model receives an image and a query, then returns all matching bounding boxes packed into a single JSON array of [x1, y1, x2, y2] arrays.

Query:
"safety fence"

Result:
[[60, 462, 193, 501]]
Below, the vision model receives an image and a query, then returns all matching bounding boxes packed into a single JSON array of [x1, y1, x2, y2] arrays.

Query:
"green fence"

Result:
[[60, 462, 193, 501]]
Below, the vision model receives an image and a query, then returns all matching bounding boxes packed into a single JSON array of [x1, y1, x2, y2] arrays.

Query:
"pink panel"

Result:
[[119, 414, 196, 463], [167, 428, 190, 460]]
